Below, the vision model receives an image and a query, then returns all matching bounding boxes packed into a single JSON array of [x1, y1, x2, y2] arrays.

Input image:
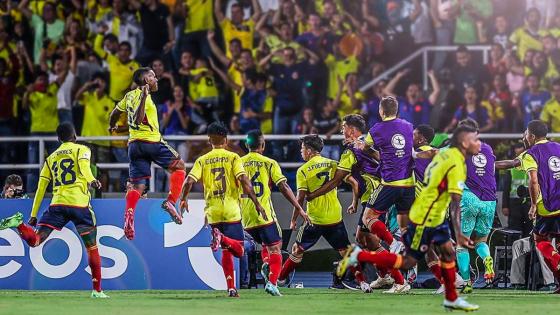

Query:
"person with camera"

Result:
[[1, 175, 27, 199]]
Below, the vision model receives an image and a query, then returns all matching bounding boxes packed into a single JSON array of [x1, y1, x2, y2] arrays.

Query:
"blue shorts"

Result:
[[296, 221, 350, 251], [128, 140, 180, 184], [533, 215, 560, 237], [367, 184, 415, 214], [403, 221, 451, 261], [210, 221, 244, 241], [38, 205, 96, 232], [246, 222, 282, 246], [460, 190, 496, 237]]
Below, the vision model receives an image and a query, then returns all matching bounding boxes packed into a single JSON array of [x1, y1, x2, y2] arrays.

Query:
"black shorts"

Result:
[[403, 221, 451, 261], [296, 221, 350, 251], [38, 205, 96, 232], [246, 222, 282, 246], [210, 221, 244, 241], [367, 184, 415, 214], [128, 140, 180, 184], [533, 215, 560, 237]]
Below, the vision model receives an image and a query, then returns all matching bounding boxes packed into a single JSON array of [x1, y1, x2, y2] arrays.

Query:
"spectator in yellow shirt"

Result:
[[508, 8, 545, 60], [175, 0, 215, 59], [540, 79, 560, 134], [215, 0, 261, 58]]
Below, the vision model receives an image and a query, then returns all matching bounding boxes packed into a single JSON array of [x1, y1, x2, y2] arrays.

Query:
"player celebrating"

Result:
[[277, 135, 359, 285], [413, 124, 436, 194], [454, 119, 497, 293], [0, 123, 108, 298], [109, 67, 186, 240], [338, 125, 481, 312], [179, 122, 267, 298], [240, 130, 309, 296]]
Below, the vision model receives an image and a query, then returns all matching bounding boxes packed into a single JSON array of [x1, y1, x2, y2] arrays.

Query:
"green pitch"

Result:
[[0, 289, 557, 315]]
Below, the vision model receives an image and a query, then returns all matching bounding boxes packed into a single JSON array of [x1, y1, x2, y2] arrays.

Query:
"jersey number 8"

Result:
[[52, 158, 77, 186]]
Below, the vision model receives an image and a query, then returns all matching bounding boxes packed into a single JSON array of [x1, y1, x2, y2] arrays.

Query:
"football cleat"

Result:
[[455, 273, 466, 288], [336, 245, 361, 278], [265, 282, 282, 296], [443, 297, 479, 312], [91, 290, 110, 299], [383, 283, 411, 294], [407, 265, 418, 284], [161, 200, 183, 225], [461, 281, 473, 294], [0, 212, 23, 230], [389, 239, 405, 254], [434, 284, 445, 295], [228, 289, 239, 298], [277, 278, 287, 287], [360, 281, 373, 293], [210, 228, 223, 252], [261, 263, 270, 283], [124, 209, 135, 240], [370, 274, 395, 289], [483, 256, 495, 284]]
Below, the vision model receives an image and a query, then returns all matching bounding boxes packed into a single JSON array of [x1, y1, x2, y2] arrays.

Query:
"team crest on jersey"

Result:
[[391, 134, 406, 149], [472, 153, 487, 168], [548, 156, 560, 172]]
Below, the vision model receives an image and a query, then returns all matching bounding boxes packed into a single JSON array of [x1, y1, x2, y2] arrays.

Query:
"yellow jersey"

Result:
[[31, 142, 97, 217], [29, 84, 59, 133], [80, 91, 113, 147], [509, 27, 545, 60], [116, 88, 162, 143], [409, 147, 466, 227], [297, 155, 342, 225], [188, 148, 246, 224], [337, 148, 380, 204], [183, 0, 215, 33], [540, 98, 560, 134], [325, 54, 359, 99], [221, 18, 255, 58], [240, 152, 286, 229], [190, 68, 219, 99]]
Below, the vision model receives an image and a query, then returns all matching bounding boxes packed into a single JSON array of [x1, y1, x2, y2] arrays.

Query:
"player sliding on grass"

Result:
[[109, 67, 186, 240], [179, 122, 267, 298], [278, 135, 360, 286], [0, 123, 108, 298], [240, 130, 309, 296], [338, 125, 481, 312]]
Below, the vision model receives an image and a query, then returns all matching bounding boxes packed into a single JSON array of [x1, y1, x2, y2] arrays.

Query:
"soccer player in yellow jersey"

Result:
[[179, 122, 266, 298], [241, 130, 309, 296], [278, 135, 359, 285], [109, 68, 186, 240], [0, 123, 108, 298], [338, 125, 481, 312]]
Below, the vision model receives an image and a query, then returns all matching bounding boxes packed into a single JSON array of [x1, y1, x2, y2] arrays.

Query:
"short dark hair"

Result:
[[57, 122, 76, 142], [230, 38, 242, 46], [343, 114, 366, 133], [458, 118, 479, 132], [104, 33, 118, 43], [301, 134, 323, 153], [119, 41, 132, 51], [133, 67, 152, 86], [456, 45, 469, 54], [527, 120, 548, 138], [380, 96, 398, 116], [246, 129, 263, 150], [450, 125, 477, 148], [92, 71, 107, 82], [415, 124, 435, 143], [207, 121, 228, 137], [4, 174, 23, 187]]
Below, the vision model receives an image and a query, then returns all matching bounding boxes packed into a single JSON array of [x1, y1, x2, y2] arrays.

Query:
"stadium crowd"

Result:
[[1, 0, 560, 192]]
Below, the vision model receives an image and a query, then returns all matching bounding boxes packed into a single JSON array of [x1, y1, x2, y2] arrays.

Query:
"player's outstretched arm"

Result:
[[179, 176, 196, 214], [343, 175, 359, 214], [278, 181, 309, 225], [29, 164, 52, 226], [413, 148, 439, 159], [290, 190, 307, 230], [238, 174, 268, 221], [307, 169, 348, 201], [495, 159, 521, 170], [449, 193, 473, 249]]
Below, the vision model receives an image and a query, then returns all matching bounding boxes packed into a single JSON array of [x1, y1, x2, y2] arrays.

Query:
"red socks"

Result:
[[428, 261, 443, 283], [17, 224, 38, 247], [441, 261, 458, 302], [391, 268, 405, 285], [261, 246, 270, 264], [87, 246, 102, 292], [221, 249, 235, 290], [357, 250, 400, 269], [350, 265, 365, 283], [368, 220, 394, 245], [268, 252, 282, 285], [536, 240, 560, 274], [168, 170, 186, 204], [279, 255, 300, 281], [220, 236, 244, 258], [125, 189, 141, 214]]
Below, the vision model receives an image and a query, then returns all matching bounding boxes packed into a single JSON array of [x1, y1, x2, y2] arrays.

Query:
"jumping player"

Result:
[[0, 123, 108, 298], [338, 125, 481, 311], [240, 130, 309, 296], [178, 122, 267, 297], [109, 67, 186, 240]]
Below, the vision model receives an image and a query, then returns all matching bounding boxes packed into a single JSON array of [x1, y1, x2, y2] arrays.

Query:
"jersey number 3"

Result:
[[52, 159, 77, 186], [211, 167, 226, 196]]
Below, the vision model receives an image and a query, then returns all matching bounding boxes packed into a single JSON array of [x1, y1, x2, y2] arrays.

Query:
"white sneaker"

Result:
[[455, 272, 466, 288], [370, 274, 395, 289], [360, 281, 373, 293], [389, 239, 405, 254], [433, 284, 445, 294], [443, 297, 479, 311], [383, 283, 411, 294]]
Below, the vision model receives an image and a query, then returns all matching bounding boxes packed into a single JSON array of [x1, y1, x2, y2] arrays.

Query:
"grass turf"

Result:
[[0, 289, 557, 315]]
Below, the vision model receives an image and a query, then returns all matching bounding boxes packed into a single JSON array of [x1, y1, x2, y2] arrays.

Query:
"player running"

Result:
[[109, 67, 186, 240], [453, 119, 497, 293], [338, 125, 481, 312], [178, 122, 267, 298], [240, 130, 309, 296], [0, 123, 108, 298], [277, 135, 359, 285]]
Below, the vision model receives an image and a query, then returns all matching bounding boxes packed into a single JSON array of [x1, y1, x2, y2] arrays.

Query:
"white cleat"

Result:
[[383, 283, 411, 294], [455, 273, 466, 288], [360, 281, 373, 293], [434, 284, 445, 294], [370, 274, 395, 289], [443, 297, 479, 312], [389, 239, 405, 254]]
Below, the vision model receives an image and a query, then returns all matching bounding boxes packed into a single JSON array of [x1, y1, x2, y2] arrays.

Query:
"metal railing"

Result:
[[360, 45, 492, 92]]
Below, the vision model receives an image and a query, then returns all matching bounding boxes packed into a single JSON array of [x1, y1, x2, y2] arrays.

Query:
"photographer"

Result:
[[1, 175, 27, 199]]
